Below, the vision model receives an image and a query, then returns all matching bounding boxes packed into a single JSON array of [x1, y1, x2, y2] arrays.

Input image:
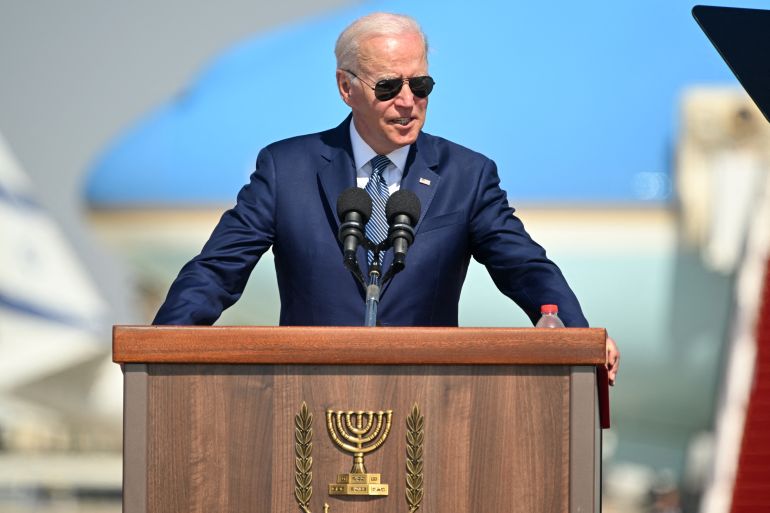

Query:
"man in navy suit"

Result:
[[154, 13, 620, 383]]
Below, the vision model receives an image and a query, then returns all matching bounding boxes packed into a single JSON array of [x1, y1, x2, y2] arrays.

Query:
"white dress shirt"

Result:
[[349, 120, 409, 194]]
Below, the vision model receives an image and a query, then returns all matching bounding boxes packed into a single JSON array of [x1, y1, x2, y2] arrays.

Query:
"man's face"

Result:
[[337, 32, 429, 155]]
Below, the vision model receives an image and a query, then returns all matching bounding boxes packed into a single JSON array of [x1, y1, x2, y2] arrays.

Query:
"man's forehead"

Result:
[[358, 32, 423, 52], [357, 33, 428, 77]]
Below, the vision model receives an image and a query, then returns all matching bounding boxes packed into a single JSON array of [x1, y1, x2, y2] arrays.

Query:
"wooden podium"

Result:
[[113, 326, 609, 513]]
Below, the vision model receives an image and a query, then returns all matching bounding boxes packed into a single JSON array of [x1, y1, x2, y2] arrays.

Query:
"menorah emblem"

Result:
[[326, 409, 393, 496]]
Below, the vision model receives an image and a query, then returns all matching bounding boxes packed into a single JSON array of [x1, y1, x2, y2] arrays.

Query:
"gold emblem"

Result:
[[294, 403, 330, 513], [293, 403, 424, 513], [326, 409, 393, 496], [405, 403, 424, 513]]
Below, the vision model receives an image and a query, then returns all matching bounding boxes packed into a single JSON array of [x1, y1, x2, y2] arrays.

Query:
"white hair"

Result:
[[335, 12, 428, 73]]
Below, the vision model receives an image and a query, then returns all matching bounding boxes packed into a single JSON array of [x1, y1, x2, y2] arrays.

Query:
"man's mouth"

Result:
[[390, 117, 413, 126]]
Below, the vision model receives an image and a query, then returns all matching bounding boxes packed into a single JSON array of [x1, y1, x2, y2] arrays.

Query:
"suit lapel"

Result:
[[381, 133, 439, 299], [400, 134, 440, 233], [317, 117, 356, 237], [317, 117, 368, 302]]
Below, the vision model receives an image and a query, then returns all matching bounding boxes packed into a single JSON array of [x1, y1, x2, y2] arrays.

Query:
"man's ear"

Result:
[[336, 69, 353, 106]]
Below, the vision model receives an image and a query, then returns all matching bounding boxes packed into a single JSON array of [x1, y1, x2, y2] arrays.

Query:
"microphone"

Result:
[[385, 189, 421, 267], [336, 187, 372, 263]]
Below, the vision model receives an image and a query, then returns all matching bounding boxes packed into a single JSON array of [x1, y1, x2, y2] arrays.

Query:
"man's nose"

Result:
[[393, 80, 415, 107]]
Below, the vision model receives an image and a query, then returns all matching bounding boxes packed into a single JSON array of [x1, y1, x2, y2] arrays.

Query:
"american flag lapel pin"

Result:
[[419, 177, 431, 186]]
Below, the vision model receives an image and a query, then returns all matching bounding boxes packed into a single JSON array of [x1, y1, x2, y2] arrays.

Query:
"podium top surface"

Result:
[[112, 325, 606, 365]]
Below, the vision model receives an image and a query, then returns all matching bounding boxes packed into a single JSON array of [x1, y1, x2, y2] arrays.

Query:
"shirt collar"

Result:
[[349, 118, 410, 174]]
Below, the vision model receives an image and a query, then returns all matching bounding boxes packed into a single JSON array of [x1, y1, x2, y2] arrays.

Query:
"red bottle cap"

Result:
[[540, 304, 558, 314]]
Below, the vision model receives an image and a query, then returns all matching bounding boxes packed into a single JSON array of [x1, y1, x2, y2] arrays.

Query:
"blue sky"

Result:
[[85, 0, 764, 206]]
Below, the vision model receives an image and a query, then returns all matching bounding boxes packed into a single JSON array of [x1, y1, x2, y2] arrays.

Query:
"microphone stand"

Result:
[[363, 241, 410, 326], [343, 239, 408, 327], [364, 253, 382, 327], [343, 253, 365, 286]]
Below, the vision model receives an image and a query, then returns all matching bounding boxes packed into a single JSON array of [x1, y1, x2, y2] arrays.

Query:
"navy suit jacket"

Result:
[[154, 116, 588, 327]]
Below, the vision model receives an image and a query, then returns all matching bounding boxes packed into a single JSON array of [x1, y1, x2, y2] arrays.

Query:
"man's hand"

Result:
[[606, 336, 620, 386]]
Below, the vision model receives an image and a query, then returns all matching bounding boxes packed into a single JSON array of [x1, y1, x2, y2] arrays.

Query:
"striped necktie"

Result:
[[365, 155, 392, 265]]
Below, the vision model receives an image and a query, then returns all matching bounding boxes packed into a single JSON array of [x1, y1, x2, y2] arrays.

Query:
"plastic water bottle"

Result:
[[536, 304, 565, 328]]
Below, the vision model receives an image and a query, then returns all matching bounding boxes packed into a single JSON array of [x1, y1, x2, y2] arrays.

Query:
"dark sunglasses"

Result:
[[344, 69, 435, 101]]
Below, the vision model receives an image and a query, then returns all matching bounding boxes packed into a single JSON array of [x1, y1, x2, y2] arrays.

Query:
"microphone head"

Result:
[[336, 187, 372, 222], [385, 189, 421, 224]]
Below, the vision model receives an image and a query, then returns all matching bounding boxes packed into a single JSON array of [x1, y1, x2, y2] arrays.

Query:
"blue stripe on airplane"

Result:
[[0, 182, 42, 211], [0, 292, 99, 331]]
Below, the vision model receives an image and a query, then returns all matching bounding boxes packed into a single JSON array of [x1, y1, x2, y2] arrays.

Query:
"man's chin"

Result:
[[385, 126, 421, 148]]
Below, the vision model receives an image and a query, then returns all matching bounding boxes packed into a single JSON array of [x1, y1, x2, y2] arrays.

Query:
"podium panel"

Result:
[[116, 327, 606, 513]]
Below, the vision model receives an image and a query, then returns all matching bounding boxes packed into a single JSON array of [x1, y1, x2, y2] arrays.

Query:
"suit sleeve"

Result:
[[152, 147, 278, 325], [468, 159, 589, 327]]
